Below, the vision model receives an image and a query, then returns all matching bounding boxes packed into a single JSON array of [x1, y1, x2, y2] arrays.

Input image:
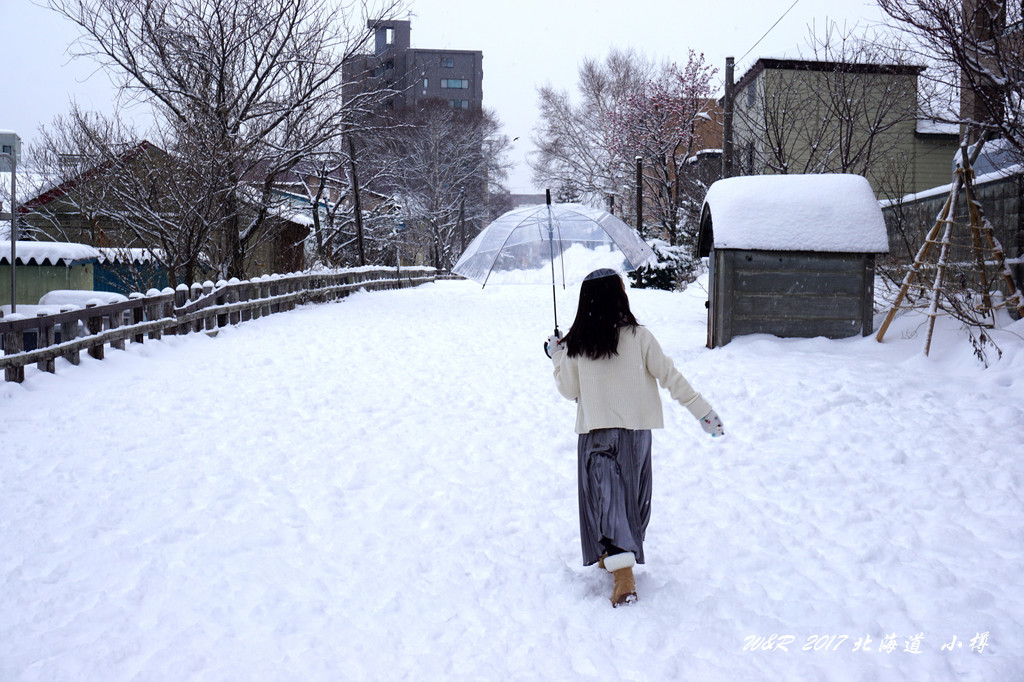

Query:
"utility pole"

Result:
[[458, 194, 466, 253], [1, 131, 20, 313], [347, 134, 366, 266], [722, 57, 735, 179]]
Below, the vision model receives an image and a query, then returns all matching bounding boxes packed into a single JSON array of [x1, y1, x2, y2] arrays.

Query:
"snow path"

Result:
[[2, 278, 1022, 680]]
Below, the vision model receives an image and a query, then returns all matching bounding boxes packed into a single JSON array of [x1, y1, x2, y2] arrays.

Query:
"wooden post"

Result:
[[241, 282, 252, 322], [61, 308, 81, 366], [961, 154, 1024, 318], [260, 278, 271, 318], [722, 57, 735, 179], [228, 280, 241, 325], [190, 282, 203, 332], [4, 327, 24, 383], [875, 139, 1004, 346], [175, 285, 189, 335], [86, 303, 104, 360], [109, 304, 125, 350], [961, 168, 995, 316], [923, 170, 964, 356], [203, 281, 216, 332], [286, 280, 296, 312], [162, 291, 175, 334], [251, 279, 262, 320], [216, 282, 229, 328], [269, 280, 279, 315], [876, 187, 957, 342], [36, 312, 56, 374], [129, 295, 145, 344], [147, 293, 163, 341]]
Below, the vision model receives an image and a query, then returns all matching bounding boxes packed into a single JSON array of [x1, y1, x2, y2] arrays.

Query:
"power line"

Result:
[[739, 0, 801, 63]]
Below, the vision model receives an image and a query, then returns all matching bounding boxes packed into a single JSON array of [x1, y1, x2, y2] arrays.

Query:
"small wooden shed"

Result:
[[698, 174, 889, 348]]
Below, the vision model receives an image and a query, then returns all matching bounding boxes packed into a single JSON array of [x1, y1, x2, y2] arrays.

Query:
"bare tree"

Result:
[[531, 48, 654, 213], [48, 0, 406, 279], [283, 139, 403, 269], [22, 106, 217, 287], [366, 102, 510, 270], [733, 23, 925, 197], [20, 106, 133, 246], [878, 0, 1024, 158]]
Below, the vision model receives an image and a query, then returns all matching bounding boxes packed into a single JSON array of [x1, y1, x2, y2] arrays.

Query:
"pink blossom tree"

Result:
[[608, 51, 718, 248]]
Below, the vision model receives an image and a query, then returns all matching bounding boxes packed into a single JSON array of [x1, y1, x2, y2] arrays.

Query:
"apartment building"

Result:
[[347, 20, 483, 113]]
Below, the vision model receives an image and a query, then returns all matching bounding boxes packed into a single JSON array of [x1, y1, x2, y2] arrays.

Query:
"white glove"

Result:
[[699, 409, 724, 438], [545, 333, 564, 358]]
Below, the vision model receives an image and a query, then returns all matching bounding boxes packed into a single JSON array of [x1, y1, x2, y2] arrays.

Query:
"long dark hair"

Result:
[[564, 269, 639, 360]]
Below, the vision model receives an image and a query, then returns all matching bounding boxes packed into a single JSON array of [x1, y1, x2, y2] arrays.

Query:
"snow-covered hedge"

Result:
[[628, 239, 697, 290]]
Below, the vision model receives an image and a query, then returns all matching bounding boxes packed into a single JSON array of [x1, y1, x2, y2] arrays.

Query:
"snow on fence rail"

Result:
[[0, 266, 439, 383]]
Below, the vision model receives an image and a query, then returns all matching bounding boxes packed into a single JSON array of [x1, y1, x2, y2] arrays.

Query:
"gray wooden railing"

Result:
[[1, 266, 439, 383]]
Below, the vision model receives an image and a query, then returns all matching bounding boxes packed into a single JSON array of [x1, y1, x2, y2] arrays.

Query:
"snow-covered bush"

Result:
[[628, 239, 697, 290]]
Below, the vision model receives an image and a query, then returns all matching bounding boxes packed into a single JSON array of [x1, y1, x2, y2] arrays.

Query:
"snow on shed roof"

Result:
[[0, 241, 102, 265], [702, 174, 889, 253]]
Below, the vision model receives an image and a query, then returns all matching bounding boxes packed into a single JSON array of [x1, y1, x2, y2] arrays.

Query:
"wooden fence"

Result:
[[1, 266, 439, 383]]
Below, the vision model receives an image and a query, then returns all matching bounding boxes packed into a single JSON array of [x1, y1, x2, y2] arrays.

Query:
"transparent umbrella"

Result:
[[452, 197, 655, 334]]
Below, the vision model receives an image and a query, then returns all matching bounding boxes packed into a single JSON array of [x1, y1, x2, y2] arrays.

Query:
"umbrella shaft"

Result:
[[551, 283, 559, 334], [548, 217, 559, 334]]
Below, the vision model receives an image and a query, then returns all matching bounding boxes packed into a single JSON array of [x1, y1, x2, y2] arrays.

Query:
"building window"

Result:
[[441, 57, 455, 68], [441, 79, 469, 89], [450, 100, 469, 109], [423, 78, 428, 89], [386, 28, 394, 45]]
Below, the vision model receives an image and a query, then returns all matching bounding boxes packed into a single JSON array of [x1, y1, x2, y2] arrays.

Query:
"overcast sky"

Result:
[[2, 0, 894, 193]]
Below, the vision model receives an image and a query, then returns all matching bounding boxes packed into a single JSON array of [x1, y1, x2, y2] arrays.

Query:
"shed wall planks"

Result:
[[710, 249, 875, 347]]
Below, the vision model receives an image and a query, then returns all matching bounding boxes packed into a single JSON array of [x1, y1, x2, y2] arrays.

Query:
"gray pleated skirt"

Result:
[[577, 428, 653, 566]]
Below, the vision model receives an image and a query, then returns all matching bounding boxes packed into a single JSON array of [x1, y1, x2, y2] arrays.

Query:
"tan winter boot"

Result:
[[603, 552, 637, 607]]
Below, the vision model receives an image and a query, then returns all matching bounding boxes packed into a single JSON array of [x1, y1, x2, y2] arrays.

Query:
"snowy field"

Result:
[[2, 276, 1023, 681]]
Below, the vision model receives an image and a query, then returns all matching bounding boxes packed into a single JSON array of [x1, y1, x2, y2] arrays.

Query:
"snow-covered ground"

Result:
[[2, 276, 1022, 681]]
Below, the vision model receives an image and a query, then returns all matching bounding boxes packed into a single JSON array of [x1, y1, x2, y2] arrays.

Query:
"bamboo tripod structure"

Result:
[[876, 144, 1024, 354]]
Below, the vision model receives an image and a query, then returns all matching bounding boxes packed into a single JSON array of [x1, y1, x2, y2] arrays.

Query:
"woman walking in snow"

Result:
[[546, 269, 724, 607]]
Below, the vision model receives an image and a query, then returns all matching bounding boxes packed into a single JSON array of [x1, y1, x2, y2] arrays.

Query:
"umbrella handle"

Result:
[[544, 326, 563, 358], [551, 283, 559, 337]]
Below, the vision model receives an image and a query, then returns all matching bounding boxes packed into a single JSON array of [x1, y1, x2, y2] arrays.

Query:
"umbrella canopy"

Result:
[[452, 202, 655, 287]]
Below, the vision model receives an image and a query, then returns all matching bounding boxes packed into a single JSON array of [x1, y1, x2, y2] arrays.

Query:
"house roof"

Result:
[[733, 58, 926, 94], [20, 141, 163, 210], [700, 174, 889, 254]]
